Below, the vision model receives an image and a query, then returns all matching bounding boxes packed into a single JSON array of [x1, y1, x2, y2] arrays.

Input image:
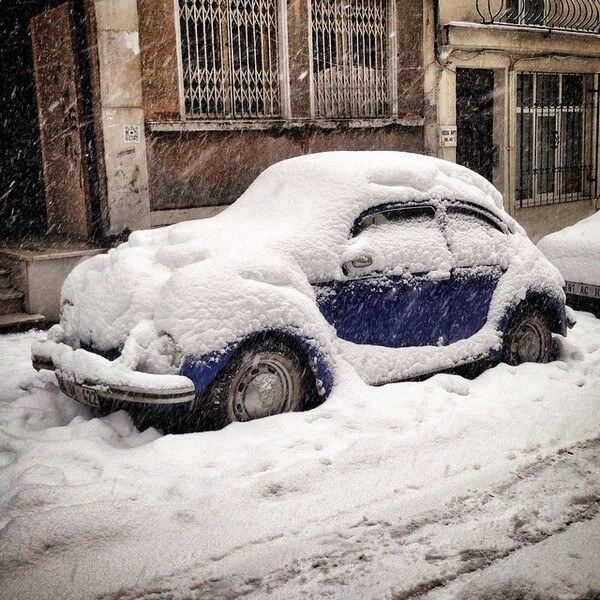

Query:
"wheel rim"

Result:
[[510, 321, 545, 363], [228, 353, 296, 421]]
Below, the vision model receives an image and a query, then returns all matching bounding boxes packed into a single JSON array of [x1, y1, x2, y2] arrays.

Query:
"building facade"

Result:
[[68, 0, 427, 236], [430, 0, 600, 240], [0, 0, 428, 322]]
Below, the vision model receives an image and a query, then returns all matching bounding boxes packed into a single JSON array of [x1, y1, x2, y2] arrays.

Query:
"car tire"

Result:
[[502, 304, 552, 366], [198, 337, 317, 430]]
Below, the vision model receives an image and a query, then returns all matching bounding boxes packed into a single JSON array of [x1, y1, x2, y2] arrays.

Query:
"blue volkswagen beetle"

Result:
[[32, 152, 568, 431]]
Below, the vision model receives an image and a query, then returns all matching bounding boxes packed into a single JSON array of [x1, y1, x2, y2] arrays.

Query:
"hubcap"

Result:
[[512, 322, 544, 363], [229, 355, 294, 421]]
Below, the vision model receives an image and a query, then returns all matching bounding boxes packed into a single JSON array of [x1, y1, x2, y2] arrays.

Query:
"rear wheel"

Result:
[[502, 305, 552, 366]]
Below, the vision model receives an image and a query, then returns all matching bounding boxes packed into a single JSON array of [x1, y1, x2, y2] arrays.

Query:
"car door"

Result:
[[443, 203, 510, 344], [316, 204, 453, 348]]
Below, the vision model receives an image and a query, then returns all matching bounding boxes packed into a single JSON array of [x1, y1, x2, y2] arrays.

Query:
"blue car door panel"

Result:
[[334, 274, 452, 347]]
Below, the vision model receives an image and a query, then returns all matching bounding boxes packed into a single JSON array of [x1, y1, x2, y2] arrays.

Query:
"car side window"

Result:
[[445, 206, 508, 268], [344, 205, 451, 277], [354, 206, 435, 235]]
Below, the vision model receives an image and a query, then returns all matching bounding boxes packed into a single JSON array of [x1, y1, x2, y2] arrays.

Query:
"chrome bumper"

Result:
[[32, 340, 196, 406]]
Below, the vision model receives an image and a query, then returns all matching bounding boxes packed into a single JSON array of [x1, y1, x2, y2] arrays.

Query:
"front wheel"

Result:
[[199, 337, 317, 430], [226, 347, 303, 422], [502, 305, 552, 366]]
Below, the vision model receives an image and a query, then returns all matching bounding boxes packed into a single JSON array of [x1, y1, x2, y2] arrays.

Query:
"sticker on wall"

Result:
[[440, 125, 457, 147], [124, 125, 141, 143]]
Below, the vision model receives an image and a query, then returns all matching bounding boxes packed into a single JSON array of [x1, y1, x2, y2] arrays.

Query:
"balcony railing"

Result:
[[476, 0, 600, 34]]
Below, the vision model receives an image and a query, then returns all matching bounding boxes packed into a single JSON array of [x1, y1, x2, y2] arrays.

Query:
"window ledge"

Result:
[[447, 20, 600, 39], [148, 117, 424, 133]]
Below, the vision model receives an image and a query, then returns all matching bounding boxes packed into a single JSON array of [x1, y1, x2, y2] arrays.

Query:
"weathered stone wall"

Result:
[[148, 127, 423, 210]]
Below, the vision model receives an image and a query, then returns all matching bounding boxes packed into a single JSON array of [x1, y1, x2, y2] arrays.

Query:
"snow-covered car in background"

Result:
[[537, 211, 600, 317], [32, 152, 569, 432]]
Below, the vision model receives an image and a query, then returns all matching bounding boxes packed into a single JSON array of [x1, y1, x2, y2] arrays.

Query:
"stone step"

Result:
[[0, 312, 47, 331], [0, 269, 10, 288], [0, 288, 24, 315]]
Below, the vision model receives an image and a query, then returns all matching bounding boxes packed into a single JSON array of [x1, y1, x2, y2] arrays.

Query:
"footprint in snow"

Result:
[[437, 376, 470, 397]]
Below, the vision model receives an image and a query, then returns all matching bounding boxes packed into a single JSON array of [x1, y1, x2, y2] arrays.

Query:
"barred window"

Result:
[[178, 0, 282, 119], [516, 72, 599, 208], [310, 0, 391, 119]]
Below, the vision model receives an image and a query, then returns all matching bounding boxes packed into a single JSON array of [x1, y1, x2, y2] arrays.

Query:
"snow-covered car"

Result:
[[537, 211, 600, 317], [32, 152, 569, 432]]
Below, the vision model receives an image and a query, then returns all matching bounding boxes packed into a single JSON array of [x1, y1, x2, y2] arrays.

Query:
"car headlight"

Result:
[[160, 334, 183, 369], [138, 333, 184, 374]]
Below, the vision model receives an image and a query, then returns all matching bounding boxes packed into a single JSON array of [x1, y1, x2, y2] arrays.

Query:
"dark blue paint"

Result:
[[488, 288, 568, 362], [447, 266, 502, 344], [315, 267, 509, 349], [180, 344, 241, 395], [321, 274, 452, 347], [79, 341, 122, 361]]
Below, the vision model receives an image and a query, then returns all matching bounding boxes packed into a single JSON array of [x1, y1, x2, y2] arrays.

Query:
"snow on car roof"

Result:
[[129, 151, 507, 252], [538, 210, 600, 284], [224, 150, 505, 221]]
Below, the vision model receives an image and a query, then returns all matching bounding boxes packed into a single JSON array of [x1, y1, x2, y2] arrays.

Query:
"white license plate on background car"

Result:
[[565, 281, 600, 299]]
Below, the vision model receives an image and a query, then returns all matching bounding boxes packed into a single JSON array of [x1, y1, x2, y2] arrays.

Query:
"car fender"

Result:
[[179, 328, 335, 400], [489, 288, 567, 362]]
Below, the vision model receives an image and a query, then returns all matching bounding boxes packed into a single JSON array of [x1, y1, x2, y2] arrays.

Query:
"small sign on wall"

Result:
[[124, 125, 141, 143], [440, 125, 457, 147]]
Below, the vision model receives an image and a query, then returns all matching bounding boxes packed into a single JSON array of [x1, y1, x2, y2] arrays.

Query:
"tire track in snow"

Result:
[[101, 438, 600, 600]]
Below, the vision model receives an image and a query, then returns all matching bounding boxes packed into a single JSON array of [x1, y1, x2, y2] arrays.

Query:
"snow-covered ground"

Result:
[[1, 313, 599, 600]]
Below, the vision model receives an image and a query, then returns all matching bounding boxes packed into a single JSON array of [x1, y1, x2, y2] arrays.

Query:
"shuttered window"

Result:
[[178, 0, 282, 119], [310, 0, 392, 118]]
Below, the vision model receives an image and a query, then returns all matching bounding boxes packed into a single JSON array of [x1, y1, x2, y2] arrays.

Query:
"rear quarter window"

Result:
[[445, 206, 509, 268]]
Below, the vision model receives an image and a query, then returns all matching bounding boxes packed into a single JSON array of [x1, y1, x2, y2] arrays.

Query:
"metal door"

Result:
[[31, 2, 91, 238]]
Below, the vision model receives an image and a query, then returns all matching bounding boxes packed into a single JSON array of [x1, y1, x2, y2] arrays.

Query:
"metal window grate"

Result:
[[516, 72, 599, 208], [178, 0, 281, 119], [310, 0, 390, 118]]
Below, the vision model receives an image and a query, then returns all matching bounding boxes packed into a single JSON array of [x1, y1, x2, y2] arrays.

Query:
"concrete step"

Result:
[[0, 288, 24, 315], [0, 312, 47, 331], [0, 269, 10, 288]]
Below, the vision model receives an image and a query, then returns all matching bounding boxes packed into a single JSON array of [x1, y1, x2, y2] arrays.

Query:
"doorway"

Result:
[[0, 5, 47, 238], [0, 0, 97, 242], [31, 2, 92, 238], [456, 68, 496, 183]]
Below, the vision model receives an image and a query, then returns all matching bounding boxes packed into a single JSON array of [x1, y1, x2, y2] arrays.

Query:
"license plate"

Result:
[[565, 281, 600, 299], [58, 378, 100, 408]]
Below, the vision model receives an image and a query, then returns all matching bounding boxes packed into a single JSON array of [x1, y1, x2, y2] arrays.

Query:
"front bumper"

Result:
[[32, 339, 196, 408]]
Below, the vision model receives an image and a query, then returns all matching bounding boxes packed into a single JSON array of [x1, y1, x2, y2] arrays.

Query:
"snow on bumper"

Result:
[[31, 339, 196, 406]]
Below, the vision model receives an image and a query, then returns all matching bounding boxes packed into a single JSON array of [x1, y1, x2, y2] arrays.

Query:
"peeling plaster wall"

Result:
[[93, 0, 150, 234]]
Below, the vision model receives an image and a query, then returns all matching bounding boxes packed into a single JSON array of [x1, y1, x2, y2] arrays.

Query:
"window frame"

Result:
[[444, 201, 510, 235], [174, 0, 291, 121], [515, 71, 600, 208], [308, 0, 397, 120]]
